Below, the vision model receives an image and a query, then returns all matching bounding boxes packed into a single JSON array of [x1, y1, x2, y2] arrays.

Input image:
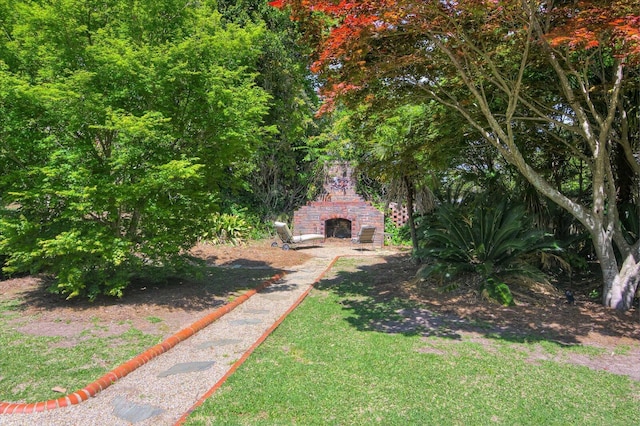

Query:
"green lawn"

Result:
[[0, 308, 161, 403], [185, 258, 640, 425], [0, 267, 274, 403]]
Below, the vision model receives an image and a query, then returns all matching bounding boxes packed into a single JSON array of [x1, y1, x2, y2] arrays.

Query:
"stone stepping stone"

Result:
[[112, 395, 164, 423], [196, 338, 242, 350], [243, 308, 270, 315], [157, 361, 215, 378], [228, 318, 262, 326], [261, 293, 290, 301]]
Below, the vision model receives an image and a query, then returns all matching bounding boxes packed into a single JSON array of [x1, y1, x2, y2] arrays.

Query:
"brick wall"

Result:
[[388, 202, 409, 227], [293, 201, 385, 247]]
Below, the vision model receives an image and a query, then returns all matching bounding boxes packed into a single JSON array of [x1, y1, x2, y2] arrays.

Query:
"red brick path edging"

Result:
[[0, 273, 285, 415]]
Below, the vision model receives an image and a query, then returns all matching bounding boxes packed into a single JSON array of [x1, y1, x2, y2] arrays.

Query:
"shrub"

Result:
[[417, 200, 559, 305], [0, 174, 211, 300], [202, 211, 252, 246], [0, 3, 270, 300], [383, 217, 412, 246]]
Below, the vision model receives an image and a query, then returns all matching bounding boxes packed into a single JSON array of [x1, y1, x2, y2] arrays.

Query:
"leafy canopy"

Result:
[[0, 0, 271, 299], [272, 0, 640, 311]]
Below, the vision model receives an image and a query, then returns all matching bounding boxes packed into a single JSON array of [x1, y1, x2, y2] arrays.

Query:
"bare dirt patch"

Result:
[[351, 254, 640, 381], [1, 240, 311, 341]]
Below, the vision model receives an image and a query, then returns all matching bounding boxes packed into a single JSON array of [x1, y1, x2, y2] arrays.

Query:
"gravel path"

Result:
[[0, 245, 391, 426]]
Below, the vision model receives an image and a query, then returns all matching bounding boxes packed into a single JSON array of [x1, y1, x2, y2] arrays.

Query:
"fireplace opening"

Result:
[[325, 218, 352, 239]]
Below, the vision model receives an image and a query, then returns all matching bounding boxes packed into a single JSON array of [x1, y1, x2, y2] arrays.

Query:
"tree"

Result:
[[343, 102, 464, 251], [0, 0, 270, 299], [218, 0, 323, 217], [273, 0, 640, 310]]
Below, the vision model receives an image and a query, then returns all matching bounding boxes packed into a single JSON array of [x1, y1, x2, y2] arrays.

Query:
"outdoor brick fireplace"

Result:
[[293, 162, 384, 247]]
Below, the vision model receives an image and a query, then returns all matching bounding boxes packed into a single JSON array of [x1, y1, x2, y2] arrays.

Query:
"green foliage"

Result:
[[619, 203, 639, 245], [589, 288, 602, 300], [383, 217, 411, 247], [417, 199, 559, 305], [202, 212, 252, 246], [216, 0, 323, 217], [344, 101, 467, 203], [0, 0, 271, 299], [482, 277, 514, 307]]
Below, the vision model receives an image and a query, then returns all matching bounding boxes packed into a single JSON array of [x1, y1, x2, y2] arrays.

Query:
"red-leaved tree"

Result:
[[273, 0, 640, 310]]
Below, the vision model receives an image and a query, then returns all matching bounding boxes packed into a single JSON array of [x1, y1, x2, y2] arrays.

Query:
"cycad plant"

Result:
[[417, 199, 559, 305], [619, 203, 639, 245]]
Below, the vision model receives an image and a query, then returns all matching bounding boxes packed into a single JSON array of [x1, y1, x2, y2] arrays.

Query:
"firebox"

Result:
[[325, 218, 352, 239]]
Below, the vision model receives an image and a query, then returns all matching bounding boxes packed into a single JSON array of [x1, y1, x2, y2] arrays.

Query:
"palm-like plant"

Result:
[[417, 200, 559, 305], [619, 203, 639, 245]]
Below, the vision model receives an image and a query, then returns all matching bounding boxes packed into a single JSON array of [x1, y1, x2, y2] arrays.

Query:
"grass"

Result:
[[0, 265, 276, 403], [0, 325, 160, 403], [1, 257, 638, 422], [185, 258, 640, 426]]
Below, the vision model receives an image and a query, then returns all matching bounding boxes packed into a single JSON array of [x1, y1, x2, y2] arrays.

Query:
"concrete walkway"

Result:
[[0, 246, 388, 426]]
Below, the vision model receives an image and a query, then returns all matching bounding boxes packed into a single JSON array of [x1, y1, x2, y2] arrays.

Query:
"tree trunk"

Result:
[[403, 175, 419, 253], [589, 226, 640, 311], [598, 244, 640, 310]]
